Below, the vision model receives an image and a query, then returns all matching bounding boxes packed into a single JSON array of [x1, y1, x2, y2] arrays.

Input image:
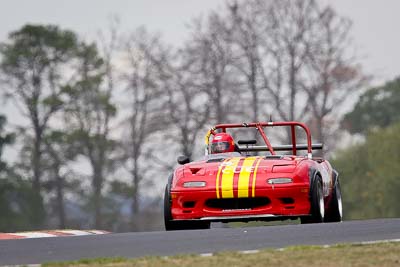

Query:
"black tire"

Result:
[[164, 185, 178, 231], [164, 185, 210, 231], [325, 179, 343, 222], [301, 177, 325, 224]]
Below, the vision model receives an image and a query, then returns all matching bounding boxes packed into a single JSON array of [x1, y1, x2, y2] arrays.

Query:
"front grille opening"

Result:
[[279, 197, 295, 204], [205, 197, 270, 210], [183, 201, 196, 208]]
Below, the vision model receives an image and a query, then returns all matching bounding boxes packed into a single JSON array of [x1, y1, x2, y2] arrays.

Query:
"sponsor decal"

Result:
[[216, 157, 263, 199]]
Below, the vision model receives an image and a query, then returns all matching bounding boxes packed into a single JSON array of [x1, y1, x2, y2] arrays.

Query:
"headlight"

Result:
[[267, 178, 293, 184], [183, 181, 206, 188]]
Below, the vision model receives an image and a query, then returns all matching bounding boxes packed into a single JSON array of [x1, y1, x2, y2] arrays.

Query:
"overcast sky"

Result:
[[1, 0, 399, 84], [0, 0, 398, 165]]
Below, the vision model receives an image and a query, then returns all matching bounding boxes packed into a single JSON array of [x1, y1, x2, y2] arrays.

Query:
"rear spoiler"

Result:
[[238, 144, 323, 152]]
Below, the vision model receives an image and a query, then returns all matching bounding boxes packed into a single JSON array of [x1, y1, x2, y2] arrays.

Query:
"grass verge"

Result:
[[44, 241, 400, 267]]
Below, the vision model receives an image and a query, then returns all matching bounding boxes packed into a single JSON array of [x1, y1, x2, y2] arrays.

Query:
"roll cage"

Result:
[[205, 121, 322, 159]]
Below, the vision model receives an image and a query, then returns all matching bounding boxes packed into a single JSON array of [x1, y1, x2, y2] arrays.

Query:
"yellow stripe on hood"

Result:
[[221, 157, 241, 198], [216, 158, 228, 199], [237, 157, 257, 198]]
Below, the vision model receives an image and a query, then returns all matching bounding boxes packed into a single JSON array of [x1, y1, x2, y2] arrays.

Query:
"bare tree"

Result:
[[120, 27, 168, 227], [303, 6, 366, 147], [63, 42, 117, 229], [257, 0, 318, 126], [186, 13, 240, 124], [158, 48, 211, 159], [42, 131, 80, 229], [232, 0, 365, 149], [227, 1, 266, 123]]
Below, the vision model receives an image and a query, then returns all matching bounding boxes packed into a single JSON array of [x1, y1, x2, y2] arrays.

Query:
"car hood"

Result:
[[173, 156, 308, 196], [180, 156, 305, 180], [183, 156, 302, 177]]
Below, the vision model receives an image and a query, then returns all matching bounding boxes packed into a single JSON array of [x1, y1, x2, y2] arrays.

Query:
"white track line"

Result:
[[14, 232, 56, 239], [241, 250, 260, 254], [0, 230, 110, 240], [55, 230, 96, 236], [200, 253, 214, 257], [357, 238, 400, 245]]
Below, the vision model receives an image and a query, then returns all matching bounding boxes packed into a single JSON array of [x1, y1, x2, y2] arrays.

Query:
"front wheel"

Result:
[[164, 185, 210, 231], [301, 177, 325, 224], [325, 179, 343, 222]]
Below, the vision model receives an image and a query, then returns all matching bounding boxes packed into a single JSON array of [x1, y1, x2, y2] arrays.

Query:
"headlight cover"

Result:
[[267, 178, 293, 184], [183, 181, 207, 188]]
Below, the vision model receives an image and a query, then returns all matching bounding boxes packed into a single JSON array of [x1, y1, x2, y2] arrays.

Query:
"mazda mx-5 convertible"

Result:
[[164, 121, 342, 230]]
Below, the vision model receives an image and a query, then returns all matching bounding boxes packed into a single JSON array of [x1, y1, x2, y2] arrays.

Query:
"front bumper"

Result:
[[170, 184, 311, 222]]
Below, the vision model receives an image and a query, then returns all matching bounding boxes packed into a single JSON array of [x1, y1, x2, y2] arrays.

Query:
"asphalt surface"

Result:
[[1, 218, 400, 265]]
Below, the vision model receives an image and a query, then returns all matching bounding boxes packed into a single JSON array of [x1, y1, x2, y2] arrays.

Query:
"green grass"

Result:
[[44, 241, 400, 267]]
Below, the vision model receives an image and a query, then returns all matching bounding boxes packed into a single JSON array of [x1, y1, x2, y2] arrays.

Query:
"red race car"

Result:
[[164, 121, 342, 230]]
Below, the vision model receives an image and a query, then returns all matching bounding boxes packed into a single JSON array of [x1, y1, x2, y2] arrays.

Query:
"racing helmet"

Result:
[[211, 132, 235, 154]]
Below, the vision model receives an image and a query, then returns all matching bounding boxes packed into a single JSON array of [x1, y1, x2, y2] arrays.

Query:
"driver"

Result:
[[211, 132, 235, 154]]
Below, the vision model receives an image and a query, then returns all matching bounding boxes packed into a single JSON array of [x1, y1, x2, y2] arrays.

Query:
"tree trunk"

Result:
[[131, 157, 140, 231], [249, 58, 259, 123], [55, 170, 66, 229], [315, 115, 325, 157], [32, 132, 42, 194], [132, 171, 139, 215], [93, 168, 103, 229], [215, 79, 223, 123], [289, 51, 296, 122]]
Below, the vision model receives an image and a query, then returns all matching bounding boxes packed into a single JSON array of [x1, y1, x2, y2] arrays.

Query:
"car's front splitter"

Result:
[[170, 185, 311, 221]]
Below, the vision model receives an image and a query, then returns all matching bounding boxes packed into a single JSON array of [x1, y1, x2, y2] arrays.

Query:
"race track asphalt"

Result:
[[1, 218, 400, 265]]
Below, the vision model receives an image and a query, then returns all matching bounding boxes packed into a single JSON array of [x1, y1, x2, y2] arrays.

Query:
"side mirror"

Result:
[[177, 155, 190, 165]]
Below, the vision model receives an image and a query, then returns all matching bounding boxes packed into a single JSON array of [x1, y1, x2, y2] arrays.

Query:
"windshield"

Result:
[[205, 152, 242, 161]]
